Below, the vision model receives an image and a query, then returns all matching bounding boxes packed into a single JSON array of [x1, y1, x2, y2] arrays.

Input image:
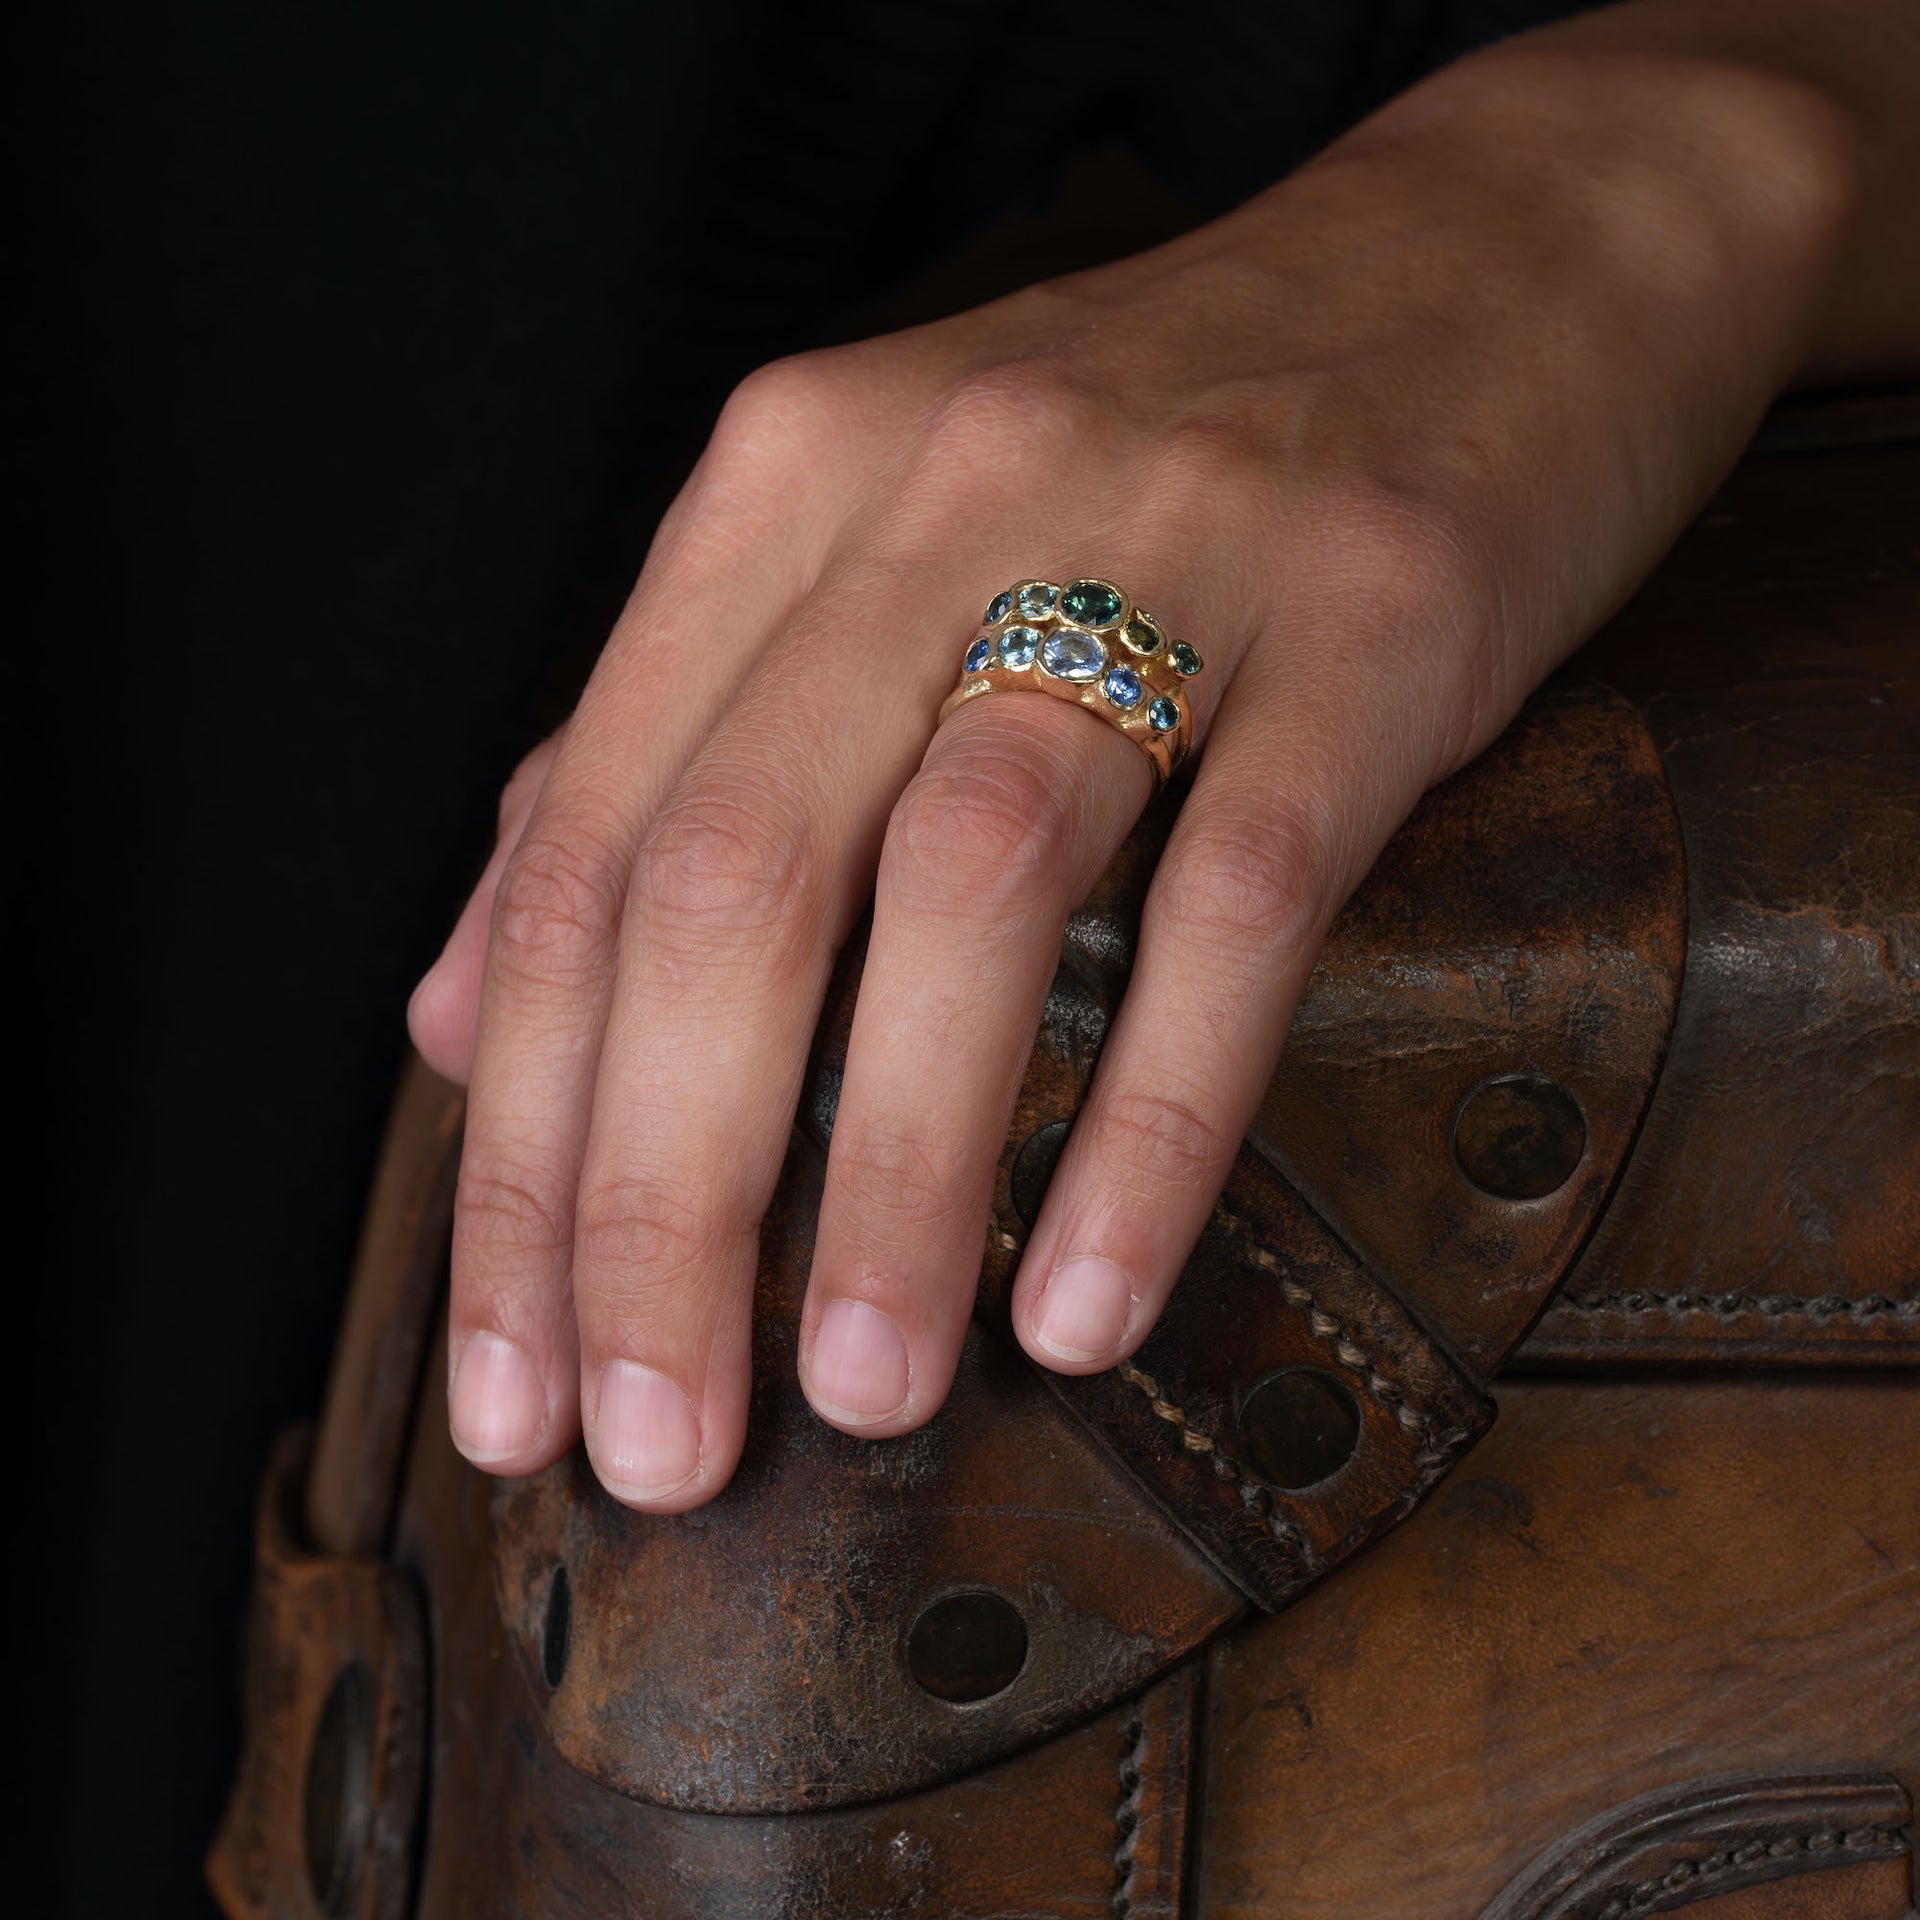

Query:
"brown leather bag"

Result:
[[208, 399, 1919, 1920]]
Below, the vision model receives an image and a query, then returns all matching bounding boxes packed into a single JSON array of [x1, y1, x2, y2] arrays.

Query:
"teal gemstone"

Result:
[[998, 624, 1040, 669], [985, 591, 1013, 626], [1170, 640, 1203, 676], [1147, 696, 1179, 733], [1061, 579, 1124, 629]]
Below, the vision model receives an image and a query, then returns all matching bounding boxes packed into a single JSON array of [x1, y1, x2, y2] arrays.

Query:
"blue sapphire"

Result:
[[1038, 627, 1105, 681], [1148, 696, 1179, 733], [984, 591, 1013, 626], [998, 624, 1040, 669], [1103, 665, 1143, 709], [964, 636, 992, 674]]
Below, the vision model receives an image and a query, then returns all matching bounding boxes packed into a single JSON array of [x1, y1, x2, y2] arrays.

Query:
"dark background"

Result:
[[13, 2, 1589, 1910]]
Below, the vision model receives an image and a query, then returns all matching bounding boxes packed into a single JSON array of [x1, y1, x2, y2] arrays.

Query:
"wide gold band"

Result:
[[935, 577, 1203, 787]]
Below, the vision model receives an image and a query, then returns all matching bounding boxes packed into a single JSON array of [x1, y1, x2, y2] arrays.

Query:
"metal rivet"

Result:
[[1010, 1119, 1072, 1228], [1236, 1367, 1361, 1489], [541, 1563, 571, 1689], [906, 1591, 1029, 1703], [1452, 1075, 1587, 1199], [304, 1662, 374, 1917]]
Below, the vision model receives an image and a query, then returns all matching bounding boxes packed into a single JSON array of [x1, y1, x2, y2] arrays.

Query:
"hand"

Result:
[[409, 14, 1867, 1510]]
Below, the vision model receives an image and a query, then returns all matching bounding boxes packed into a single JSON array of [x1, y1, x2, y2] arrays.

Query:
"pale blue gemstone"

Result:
[[984, 591, 1013, 626], [1016, 581, 1059, 618], [1102, 665, 1143, 709], [1148, 695, 1179, 732], [1039, 627, 1105, 680], [998, 624, 1040, 669], [964, 636, 992, 674]]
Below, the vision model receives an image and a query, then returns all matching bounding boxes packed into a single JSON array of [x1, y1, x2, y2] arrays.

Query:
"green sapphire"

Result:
[[1147, 696, 1179, 733], [1061, 579, 1124, 629], [1170, 640, 1203, 676], [1120, 611, 1164, 656]]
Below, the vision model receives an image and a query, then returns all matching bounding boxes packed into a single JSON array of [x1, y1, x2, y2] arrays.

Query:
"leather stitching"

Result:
[[1110, 1704, 1147, 1917], [1112, 1202, 1479, 1597], [1552, 1289, 1917, 1323], [1591, 1823, 1903, 1920]]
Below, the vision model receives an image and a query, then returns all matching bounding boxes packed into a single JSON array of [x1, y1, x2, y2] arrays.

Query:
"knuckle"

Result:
[[707, 351, 852, 478], [884, 743, 1076, 916], [491, 822, 626, 991], [635, 777, 817, 941], [573, 1175, 734, 1299], [1155, 796, 1334, 959], [1095, 1085, 1226, 1190], [829, 1126, 963, 1237], [919, 362, 1092, 476], [457, 1156, 572, 1259]]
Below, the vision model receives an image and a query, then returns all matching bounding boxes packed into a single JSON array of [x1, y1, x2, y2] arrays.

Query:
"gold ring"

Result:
[[935, 577, 1203, 787]]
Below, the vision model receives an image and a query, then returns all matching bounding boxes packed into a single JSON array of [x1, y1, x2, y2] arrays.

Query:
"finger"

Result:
[[408, 731, 563, 1085], [1009, 643, 1431, 1370], [799, 692, 1150, 1434], [565, 545, 1056, 1509], [445, 387, 835, 1477]]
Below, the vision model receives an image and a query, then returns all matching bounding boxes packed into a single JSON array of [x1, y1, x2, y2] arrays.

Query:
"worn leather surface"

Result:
[[1251, 681, 1686, 1376], [213, 422, 1920, 1919], [1199, 1379, 1919, 1919], [490, 1137, 1241, 1813], [1522, 441, 1920, 1367]]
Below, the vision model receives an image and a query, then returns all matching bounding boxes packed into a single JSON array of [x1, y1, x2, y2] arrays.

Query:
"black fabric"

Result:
[[15, 1, 1593, 1910]]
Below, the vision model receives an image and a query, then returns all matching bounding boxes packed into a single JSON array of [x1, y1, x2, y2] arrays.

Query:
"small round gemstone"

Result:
[[1169, 640, 1203, 676], [1038, 627, 1106, 681], [998, 624, 1040, 670], [964, 636, 992, 674], [1147, 695, 1180, 733], [1062, 579, 1125, 629], [1102, 665, 1143, 709], [1016, 581, 1059, 619], [1120, 611, 1164, 656], [984, 591, 1013, 627]]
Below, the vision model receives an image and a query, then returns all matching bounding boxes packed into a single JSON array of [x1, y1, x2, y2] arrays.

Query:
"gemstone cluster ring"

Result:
[[935, 577, 1204, 788]]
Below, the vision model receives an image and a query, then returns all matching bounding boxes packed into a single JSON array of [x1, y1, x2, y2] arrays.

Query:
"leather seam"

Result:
[[1110, 1703, 1147, 1917], [1589, 1822, 1904, 1920], [1550, 1289, 1918, 1324], [1112, 1202, 1480, 1595]]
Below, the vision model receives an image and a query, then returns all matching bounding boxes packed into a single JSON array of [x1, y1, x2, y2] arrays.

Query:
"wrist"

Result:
[[1329, 30, 1860, 387]]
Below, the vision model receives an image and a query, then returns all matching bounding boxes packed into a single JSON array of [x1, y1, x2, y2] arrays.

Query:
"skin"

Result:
[[408, 0, 1918, 1511]]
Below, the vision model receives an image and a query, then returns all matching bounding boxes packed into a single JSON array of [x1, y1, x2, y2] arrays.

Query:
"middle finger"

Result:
[[799, 686, 1150, 1434]]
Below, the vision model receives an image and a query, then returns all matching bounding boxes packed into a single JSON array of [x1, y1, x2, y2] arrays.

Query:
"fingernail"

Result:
[[807, 1299, 911, 1425], [1033, 1256, 1133, 1363], [449, 1331, 548, 1463], [593, 1359, 702, 1500]]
